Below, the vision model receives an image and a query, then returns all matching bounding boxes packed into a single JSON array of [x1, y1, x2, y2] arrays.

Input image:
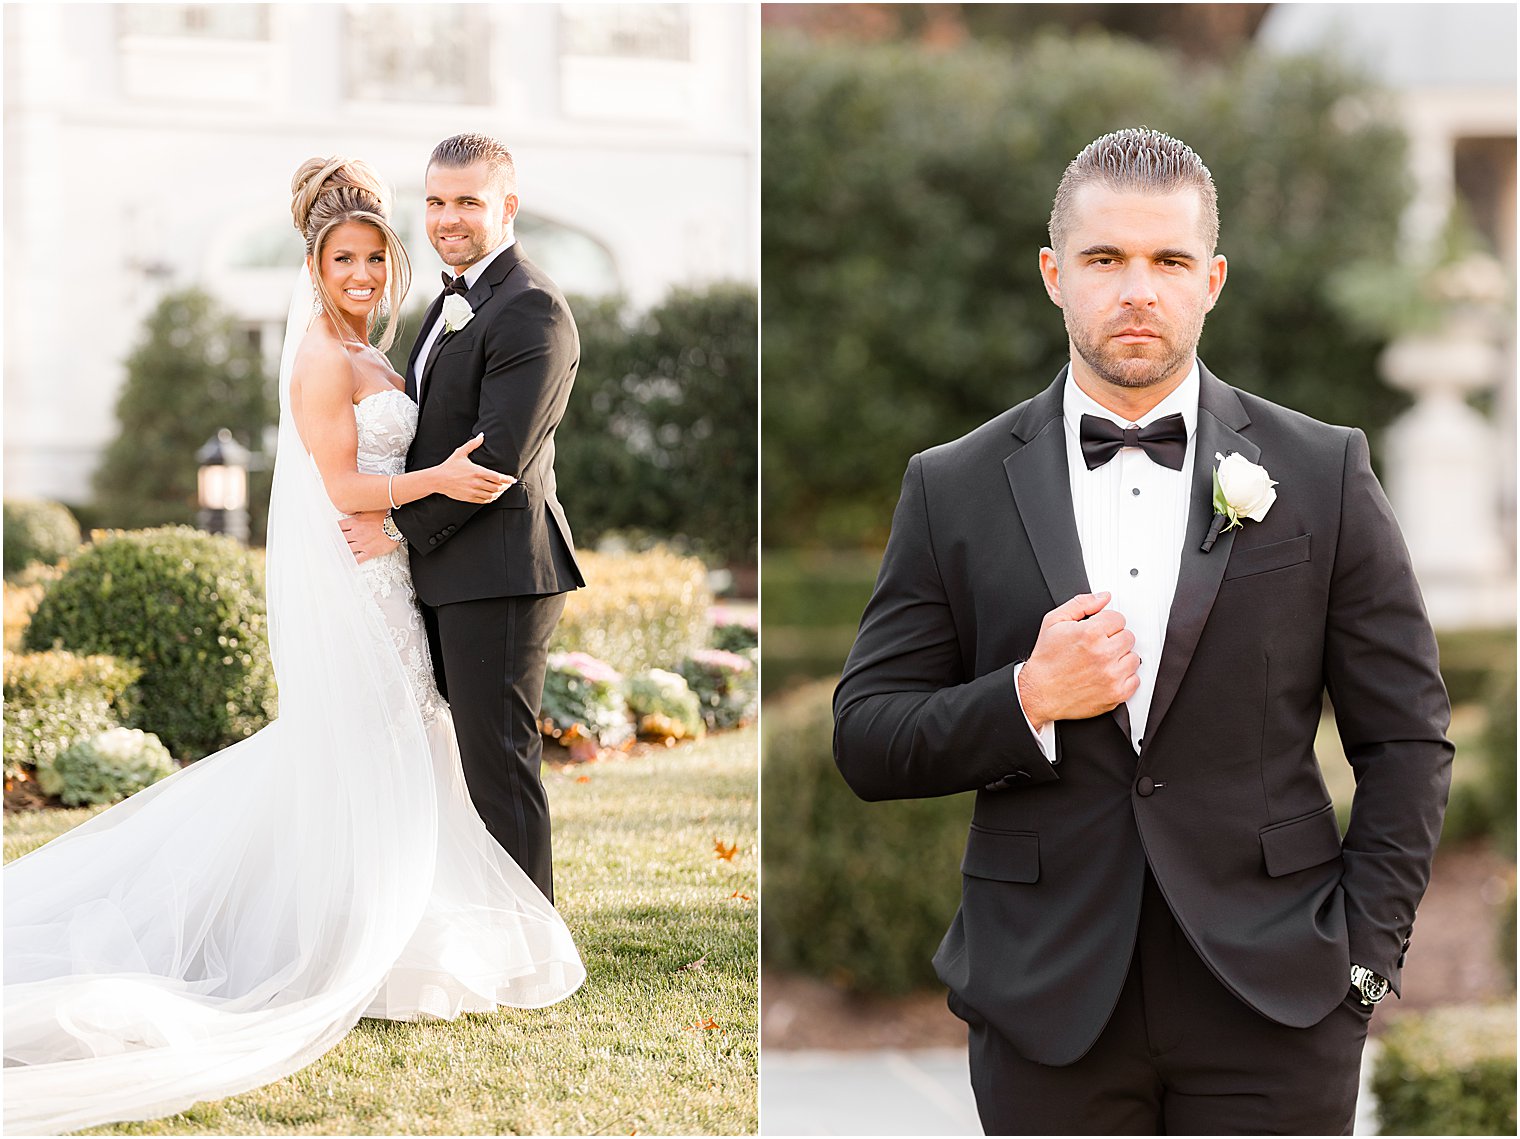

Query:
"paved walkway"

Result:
[[762, 1042, 1381, 1135]]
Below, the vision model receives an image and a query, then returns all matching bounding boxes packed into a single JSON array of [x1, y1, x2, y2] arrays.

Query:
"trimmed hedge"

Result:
[[3, 650, 141, 784], [762, 678, 973, 993], [1373, 1004, 1516, 1135], [3, 500, 81, 578], [1480, 661, 1517, 858], [24, 526, 275, 760], [553, 548, 712, 677]]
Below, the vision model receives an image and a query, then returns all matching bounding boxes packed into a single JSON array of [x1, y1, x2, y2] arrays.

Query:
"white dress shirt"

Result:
[[412, 235, 516, 398], [1018, 360, 1200, 754]]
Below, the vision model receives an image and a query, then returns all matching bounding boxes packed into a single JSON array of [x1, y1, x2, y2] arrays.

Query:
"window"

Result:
[[344, 5, 490, 105], [560, 5, 690, 61], [118, 5, 269, 40]]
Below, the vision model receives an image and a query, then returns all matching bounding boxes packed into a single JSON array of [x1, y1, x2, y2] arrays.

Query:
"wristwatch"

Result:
[[1350, 964, 1389, 1006], [381, 513, 406, 546]]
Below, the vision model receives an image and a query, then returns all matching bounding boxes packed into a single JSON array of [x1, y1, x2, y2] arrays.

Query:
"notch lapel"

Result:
[[1141, 367, 1257, 754]]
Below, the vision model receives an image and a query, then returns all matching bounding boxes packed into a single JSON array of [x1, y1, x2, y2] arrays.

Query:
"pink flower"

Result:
[[709, 605, 758, 630], [690, 648, 751, 673], [551, 651, 623, 684]]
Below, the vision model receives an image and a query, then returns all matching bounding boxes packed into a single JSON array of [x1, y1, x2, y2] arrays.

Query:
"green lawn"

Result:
[[5, 728, 759, 1136]]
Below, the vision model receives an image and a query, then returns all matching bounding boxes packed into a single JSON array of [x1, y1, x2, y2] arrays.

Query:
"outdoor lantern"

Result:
[[197, 428, 250, 543]]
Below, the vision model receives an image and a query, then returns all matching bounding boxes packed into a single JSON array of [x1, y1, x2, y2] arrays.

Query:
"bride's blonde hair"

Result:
[[291, 156, 412, 352]]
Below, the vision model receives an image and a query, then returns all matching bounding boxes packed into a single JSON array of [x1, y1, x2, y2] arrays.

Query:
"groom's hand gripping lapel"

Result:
[[1016, 591, 1139, 732]]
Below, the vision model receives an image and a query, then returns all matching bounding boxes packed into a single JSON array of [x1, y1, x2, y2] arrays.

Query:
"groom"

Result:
[[343, 133, 583, 902], [833, 128, 1452, 1134]]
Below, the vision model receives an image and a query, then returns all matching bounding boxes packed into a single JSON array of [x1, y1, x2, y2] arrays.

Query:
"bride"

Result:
[[3, 157, 586, 1135]]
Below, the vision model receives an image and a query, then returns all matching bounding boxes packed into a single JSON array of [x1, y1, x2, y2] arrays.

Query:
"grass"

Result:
[[4, 727, 759, 1136]]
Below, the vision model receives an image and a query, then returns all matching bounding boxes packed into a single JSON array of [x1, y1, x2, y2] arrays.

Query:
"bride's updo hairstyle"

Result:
[[291, 156, 412, 351]]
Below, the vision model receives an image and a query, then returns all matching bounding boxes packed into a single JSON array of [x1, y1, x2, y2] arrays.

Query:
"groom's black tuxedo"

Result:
[[393, 241, 583, 900], [834, 364, 1452, 1075], [397, 242, 584, 605]]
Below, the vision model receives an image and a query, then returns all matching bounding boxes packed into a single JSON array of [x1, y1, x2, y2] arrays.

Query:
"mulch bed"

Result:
[[763, 840, 1516, 1050]]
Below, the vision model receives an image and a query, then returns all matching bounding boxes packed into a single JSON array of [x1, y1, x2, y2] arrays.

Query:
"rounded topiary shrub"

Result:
[[762, 679, 973, 994], [1373, 1003, 1516, 1136], [39, 726, 177, 806], [24, 526, 275, 760], [626, 669, 705, 741], [3, 500, 82, 577]]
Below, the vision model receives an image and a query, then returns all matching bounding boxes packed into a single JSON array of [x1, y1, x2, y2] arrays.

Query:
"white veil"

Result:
[[3, 269, 441, 1134]]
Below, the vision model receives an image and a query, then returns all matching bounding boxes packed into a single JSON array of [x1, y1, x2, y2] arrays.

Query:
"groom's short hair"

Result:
[[429, 133, 517, 197], [1048, 127, 1219, 258]]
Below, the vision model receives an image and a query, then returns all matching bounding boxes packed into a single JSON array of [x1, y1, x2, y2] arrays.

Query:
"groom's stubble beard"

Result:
[[433, 229, 493, 270], [1065, 305, 1207, 392]]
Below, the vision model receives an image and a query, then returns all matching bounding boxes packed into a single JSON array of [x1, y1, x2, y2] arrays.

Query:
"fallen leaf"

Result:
[[713, 838, 738, 861], [674, 955, 707, 973], [729, 890, 752, 901], [575, 774, 592, 784], [683, 1016, 720, 1031]]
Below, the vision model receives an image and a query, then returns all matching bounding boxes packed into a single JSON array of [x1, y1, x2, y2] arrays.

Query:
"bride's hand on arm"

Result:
[[428, 434, 517, 504], [296, 342, 470, 515]]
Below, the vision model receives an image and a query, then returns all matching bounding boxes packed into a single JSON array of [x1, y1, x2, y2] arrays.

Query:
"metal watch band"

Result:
[[381, 513, 405, 545], [1350, 964, 1389, 1005]]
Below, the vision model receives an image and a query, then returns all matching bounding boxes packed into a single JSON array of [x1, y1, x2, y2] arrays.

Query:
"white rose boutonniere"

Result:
[[442, 293, 475, 334], [1201, 451, 1277, 552]]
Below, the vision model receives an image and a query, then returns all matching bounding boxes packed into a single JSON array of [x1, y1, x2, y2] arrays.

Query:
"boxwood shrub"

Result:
[[762, 678, 973, 993], [24, 526, 275, 760], [3, 650, 140, 784], [1373, 1004, 1516, 1135]]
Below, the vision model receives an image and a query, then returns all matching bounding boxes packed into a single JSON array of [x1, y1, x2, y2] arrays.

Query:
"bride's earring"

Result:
[[378, 295, 391, 319], [312, 295, 323, 317]]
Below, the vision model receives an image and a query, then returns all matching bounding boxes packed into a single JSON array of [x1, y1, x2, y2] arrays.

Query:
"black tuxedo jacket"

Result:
[[394, 242, 584, 606], [833, 364, 1452, 1067]]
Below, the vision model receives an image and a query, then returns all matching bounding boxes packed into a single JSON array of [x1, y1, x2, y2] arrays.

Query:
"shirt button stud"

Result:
[[1131, 487, 1141, 496], [1129, 567, 1139, 577]]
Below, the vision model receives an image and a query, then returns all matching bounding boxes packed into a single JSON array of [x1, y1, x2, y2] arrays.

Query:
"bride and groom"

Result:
[[5, 134, 587, 1134]]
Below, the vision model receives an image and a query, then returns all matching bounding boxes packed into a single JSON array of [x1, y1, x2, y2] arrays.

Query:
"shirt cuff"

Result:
[[1013, 661, 1057, 761]]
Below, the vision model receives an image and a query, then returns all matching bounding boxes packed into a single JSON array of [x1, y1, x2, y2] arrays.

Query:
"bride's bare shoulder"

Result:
[[291, 327, 358, 399]]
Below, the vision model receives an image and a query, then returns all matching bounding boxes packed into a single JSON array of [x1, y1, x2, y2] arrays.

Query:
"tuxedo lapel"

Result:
[[406, 292, 446, 403], [1005, 371, 1140, 745], [416, 243, 526, 411], [418, 325, 453, 411], [1004, 374, 1089, 608], [1142, 366, 1257, 753]]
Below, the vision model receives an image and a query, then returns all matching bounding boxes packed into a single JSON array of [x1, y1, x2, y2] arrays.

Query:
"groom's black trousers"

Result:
[[424, 592, 567, 903], [961, 869, 1370, 1135]]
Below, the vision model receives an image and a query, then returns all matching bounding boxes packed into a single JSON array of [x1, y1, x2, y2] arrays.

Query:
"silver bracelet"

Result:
[[387, 474, 400, 511]]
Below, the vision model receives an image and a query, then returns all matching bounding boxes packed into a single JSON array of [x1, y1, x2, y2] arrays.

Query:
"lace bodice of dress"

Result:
[[352, 388, 447, 724]]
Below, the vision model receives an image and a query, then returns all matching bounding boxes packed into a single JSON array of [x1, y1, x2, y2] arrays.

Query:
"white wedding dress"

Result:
[[3, 272, 585, 1135]]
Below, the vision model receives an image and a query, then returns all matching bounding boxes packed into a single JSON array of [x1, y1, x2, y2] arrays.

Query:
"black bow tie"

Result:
[[1079, 413, 1187, 471], [441, 272, 469, 296]]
